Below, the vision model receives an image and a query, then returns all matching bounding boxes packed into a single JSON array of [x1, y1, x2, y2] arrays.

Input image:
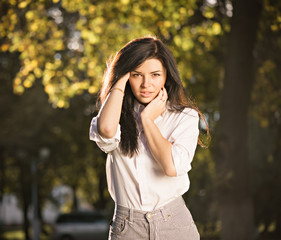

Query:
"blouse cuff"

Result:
[[89, 117, 121, 152], [171, 144, 192, 176]]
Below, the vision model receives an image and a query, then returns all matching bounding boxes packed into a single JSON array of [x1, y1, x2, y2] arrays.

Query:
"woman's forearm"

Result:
[[141, 116, 177, 177], [97, 75, 129, 139]]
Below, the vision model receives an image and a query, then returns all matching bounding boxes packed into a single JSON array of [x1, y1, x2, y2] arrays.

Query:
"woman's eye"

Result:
[[133, 74, 140, 77], [153, 73, 160, 77]]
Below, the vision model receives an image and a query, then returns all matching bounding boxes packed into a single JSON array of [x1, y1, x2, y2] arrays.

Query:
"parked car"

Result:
[[51, 211, 109, 240]]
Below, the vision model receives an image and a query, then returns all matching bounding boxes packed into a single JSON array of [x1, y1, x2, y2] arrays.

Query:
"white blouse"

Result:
[[89, 102, 199, 211]]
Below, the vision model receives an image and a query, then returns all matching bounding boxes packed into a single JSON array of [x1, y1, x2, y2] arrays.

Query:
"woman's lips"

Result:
[[140, 91, 153, 97]]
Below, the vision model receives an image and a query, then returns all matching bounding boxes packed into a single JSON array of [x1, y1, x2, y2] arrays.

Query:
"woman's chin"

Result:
[[136, 98, 152, 106]]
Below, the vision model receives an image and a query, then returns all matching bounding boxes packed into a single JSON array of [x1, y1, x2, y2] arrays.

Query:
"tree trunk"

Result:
[[72, 185, 78, 211], [0, 147, 5, 202], [20, 162, 30, 240], [214, 0, 262, 240], [97, 170, 107, 209]]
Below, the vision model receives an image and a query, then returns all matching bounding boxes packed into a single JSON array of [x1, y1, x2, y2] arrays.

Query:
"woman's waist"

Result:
[[114, 196, 186, 221]]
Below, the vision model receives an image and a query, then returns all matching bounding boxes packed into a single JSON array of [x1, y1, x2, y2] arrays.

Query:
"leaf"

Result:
[[18, 0, 31, 9]]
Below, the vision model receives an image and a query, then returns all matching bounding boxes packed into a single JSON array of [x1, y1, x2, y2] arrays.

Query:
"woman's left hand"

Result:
[[140, 87, 176, 177], [141, 87, 168, 121]]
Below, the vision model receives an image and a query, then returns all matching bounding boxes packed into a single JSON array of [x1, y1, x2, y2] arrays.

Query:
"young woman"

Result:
[[90, 36, 206, 240]]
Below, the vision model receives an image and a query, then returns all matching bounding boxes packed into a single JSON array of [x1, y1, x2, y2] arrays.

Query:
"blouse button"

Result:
[[146, 213, 152, 219]]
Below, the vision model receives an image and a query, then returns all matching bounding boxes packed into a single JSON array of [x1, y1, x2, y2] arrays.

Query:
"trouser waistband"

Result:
[[115, 197, 186, 222]]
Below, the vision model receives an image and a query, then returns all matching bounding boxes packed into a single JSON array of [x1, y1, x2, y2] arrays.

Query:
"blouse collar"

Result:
[[133, 100, 172, 124]]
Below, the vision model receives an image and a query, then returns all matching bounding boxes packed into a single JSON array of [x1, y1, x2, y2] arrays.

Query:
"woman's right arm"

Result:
[[97, 73, 130, 139]]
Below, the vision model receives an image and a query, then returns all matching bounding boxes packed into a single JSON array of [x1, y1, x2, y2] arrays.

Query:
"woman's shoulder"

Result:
[[182, 107, 199, 117], [165, 106, 199, 127], [167, 104, 199, 118]]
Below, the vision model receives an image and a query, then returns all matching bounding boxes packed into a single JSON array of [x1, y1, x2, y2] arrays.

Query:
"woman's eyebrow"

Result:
[[132, 70, 162, 73]]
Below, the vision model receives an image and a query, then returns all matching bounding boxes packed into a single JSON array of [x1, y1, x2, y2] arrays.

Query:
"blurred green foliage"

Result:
[[0, 0, 225, 109]]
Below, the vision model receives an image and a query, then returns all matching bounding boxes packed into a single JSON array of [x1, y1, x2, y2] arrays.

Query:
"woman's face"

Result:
[[129, 58, 167, 105]]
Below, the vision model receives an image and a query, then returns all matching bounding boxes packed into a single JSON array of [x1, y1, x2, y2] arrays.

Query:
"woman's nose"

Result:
[[141, 75, 151, 87]]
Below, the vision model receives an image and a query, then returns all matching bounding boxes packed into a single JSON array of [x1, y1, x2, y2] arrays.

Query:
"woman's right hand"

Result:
[[120, 72, 131, 82], [98, 72, 130, 139], [116, 72, 130, 88]]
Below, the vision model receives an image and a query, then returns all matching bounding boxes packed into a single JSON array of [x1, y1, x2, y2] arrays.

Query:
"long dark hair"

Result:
[[99, 36, 209, 157]]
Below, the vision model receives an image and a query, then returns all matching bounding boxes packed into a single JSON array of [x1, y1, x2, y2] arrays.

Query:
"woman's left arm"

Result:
[[141, 88, 177, 177]]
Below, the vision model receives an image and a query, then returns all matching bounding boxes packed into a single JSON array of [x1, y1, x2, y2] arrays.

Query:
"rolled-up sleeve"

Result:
[[170, 109, 199, 176], [89, 116, 121, 153]]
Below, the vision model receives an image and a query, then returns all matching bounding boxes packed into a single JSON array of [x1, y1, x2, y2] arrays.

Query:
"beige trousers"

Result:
[[109, 197, 200, 240]]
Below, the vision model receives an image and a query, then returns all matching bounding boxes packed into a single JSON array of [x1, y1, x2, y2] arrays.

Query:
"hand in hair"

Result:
[[97, 72, 130, 139], [117, 72, 130, 86]]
